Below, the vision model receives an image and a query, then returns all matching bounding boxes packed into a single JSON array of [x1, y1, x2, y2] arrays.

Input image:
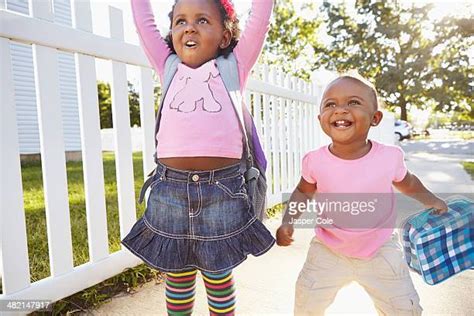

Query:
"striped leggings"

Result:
[[165, 269, 236, 316]]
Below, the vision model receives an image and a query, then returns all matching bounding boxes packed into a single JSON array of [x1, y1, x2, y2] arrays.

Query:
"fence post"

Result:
[[252, 65, 264, 138], [302, 82, 309, 154], [30, 0, 54, 20], [306, 82, 313, 151], [262, 65, 273, 195], [297, 80, 305, 175], [73, 0, 109, 262], [270, 67, 280, 195], [285, 75, 294, 190], [289, 77, 297, 187], [109, 6, 137, 239], [278, 72, 288, 192], [31, 0, 74, 277], [310, 81, 318, 150], [139, 68, 155, 180], [0, 36, 31, 294]]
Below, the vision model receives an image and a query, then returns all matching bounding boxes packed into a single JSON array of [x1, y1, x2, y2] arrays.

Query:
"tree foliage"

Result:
[[97, 81, 146, 129], [97, 81, 112, 129], [263, 0, 323, 80], [266, 0, 473, 121]]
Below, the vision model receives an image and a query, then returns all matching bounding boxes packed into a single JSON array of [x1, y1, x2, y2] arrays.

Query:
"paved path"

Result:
[[400, 139, 474, 157], [93, 140, 474, 315]]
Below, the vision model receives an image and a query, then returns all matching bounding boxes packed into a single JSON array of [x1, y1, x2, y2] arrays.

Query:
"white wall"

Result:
[[8, 0, 82, 154]]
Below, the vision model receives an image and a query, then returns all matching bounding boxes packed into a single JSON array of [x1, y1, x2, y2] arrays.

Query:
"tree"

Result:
[[97, 81, 144, 128], [262, 0, 323, 80], [97, 81, 112, 129], [264, 0, 473, 121], [128, 82, 141, 127], [314, 0, 473, 121]]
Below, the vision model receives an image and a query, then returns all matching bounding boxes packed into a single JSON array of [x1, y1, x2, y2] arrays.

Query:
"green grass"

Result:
[[462, 161, 474, 180], [1, 152, 162, 313], [19, 152, 147, 282], [450, 131, 474, 140], [426, 130, 474, 140], [266, 202, 286, 218]]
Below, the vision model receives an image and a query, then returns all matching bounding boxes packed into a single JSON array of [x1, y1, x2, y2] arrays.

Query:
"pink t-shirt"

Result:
[[157, 60, 242, 158], [131, 0, 273, 158], [301, 140, 408, 258]]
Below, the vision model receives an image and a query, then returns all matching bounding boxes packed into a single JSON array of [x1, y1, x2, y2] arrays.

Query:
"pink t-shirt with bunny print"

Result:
[[131, 0, 273, 158], [301, 141, 408, 258]]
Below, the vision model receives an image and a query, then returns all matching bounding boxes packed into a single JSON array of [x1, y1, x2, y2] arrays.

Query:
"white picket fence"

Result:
[[0, 0, 394, 308]]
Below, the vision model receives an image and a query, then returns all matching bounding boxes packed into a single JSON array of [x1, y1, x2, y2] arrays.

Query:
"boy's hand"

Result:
[[426, 197, 448, 215], [276, 224, 294, 246]]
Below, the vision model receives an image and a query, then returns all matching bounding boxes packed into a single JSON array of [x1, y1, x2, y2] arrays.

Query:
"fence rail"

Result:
[[0, 0, 394, 307]]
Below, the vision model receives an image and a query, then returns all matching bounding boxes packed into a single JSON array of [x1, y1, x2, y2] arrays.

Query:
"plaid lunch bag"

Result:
[[401, 195, 474, 285]]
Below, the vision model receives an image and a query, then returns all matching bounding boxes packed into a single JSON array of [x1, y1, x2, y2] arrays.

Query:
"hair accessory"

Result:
[[220, 0, 236, 21]]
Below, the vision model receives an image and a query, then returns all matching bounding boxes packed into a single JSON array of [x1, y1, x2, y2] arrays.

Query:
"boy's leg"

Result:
[[357, 239, 422, 316], [295, 237, 352, 316], [165, 269, 198, 316], [202, 270, 236, 316]]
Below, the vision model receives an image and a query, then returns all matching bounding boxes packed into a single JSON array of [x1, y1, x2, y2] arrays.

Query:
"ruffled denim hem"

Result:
[[121, 216, 275, 273]]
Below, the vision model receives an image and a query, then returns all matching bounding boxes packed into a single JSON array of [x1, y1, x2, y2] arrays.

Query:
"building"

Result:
[[7, 0, 81, 155]]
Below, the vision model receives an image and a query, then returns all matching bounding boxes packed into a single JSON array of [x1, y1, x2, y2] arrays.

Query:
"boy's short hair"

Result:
[[327, 70, 380, 110]]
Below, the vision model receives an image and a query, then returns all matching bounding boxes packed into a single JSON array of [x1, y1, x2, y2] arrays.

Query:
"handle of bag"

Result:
[[408, 207, 452, 230], [408, 210, 433, 229]]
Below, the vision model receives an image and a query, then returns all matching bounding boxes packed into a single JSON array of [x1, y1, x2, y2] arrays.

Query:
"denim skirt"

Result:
[[121, 161, 275, 273]]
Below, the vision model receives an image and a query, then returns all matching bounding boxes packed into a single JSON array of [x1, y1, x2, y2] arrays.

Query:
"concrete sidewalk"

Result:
[[93, 150, 474, 315]]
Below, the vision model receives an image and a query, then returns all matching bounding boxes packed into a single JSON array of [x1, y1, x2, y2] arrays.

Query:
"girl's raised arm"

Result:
[[131, 0, 171, 78], [233, 0, 273, 85]]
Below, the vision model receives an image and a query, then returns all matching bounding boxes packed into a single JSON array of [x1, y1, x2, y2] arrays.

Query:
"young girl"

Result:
[[122, 0, 275, 315], [276, 74, 448, 315]]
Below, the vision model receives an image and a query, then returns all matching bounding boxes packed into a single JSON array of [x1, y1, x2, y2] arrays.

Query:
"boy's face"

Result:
[[318, 78, 383, 145], [171, 0, 231, 68]]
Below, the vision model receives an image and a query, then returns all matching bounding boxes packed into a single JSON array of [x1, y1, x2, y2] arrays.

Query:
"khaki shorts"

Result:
[[295, 236, 422, 316]]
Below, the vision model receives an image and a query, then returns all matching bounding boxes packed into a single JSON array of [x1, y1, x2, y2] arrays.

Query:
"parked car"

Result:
[[394, 120, 412, 141]]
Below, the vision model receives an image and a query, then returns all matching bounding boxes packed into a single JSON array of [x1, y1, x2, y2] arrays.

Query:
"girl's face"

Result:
[[318, 78, 383, 146], [171, 0, 231, 68]]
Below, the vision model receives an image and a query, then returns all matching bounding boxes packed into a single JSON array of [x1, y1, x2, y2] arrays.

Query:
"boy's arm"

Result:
[[393, 171, 448, 214], [131, 0, 171, 78], [281, 178, 317, 224], [277, 177, 316, 246], [233, 0, 274, 86]]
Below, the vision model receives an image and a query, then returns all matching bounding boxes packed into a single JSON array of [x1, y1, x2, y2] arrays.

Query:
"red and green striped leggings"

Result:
[[165, 269, 236, 316]]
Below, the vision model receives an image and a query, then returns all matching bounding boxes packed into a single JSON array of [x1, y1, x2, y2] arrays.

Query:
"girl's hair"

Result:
[[165, 0, 241, 59]]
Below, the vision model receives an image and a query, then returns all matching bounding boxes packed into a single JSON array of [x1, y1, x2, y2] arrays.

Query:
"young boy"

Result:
[[277, 73, 447, 315]]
